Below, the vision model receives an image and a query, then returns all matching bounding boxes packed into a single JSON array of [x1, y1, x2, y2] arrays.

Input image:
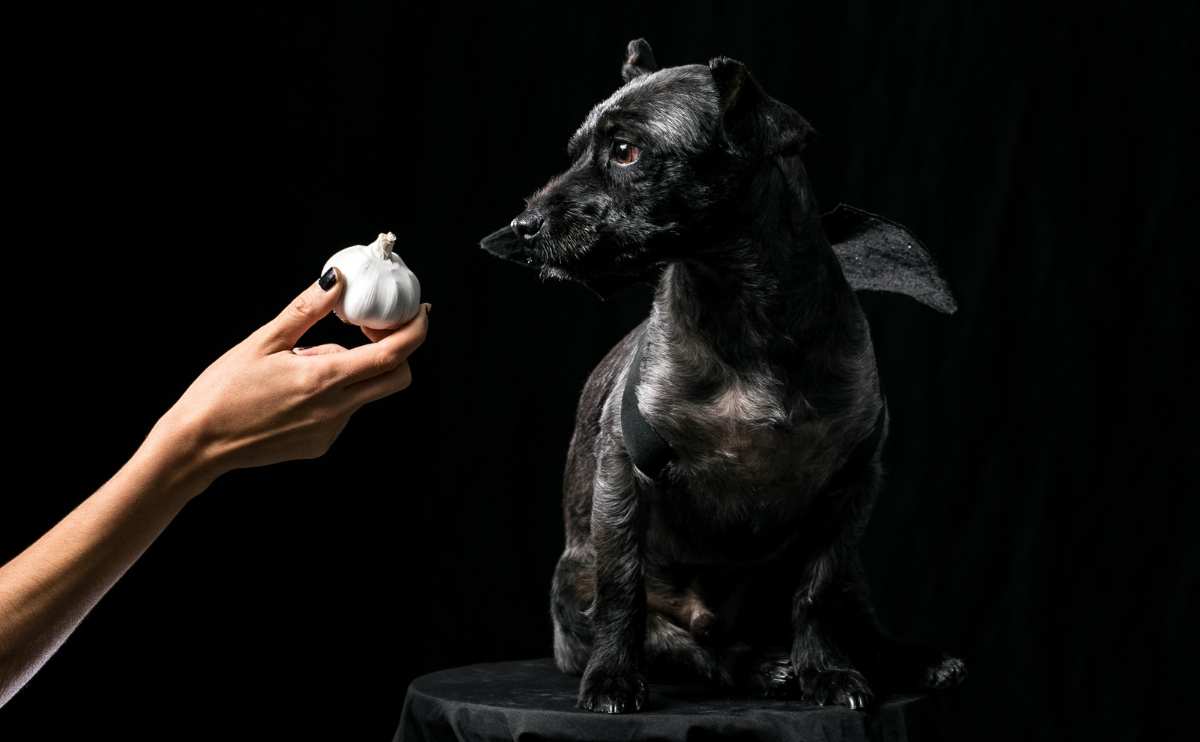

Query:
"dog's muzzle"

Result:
[[480, 207, 547, 266], [479, 222, 535, 265], [478, 213, 638, 301], [510, 210, 545, 241]]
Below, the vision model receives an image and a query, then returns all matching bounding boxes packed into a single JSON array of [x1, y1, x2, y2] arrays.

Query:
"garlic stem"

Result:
[[372, 232, 397, 260]]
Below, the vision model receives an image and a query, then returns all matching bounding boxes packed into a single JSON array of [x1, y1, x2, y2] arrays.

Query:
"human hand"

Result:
[[147, 268, 430, 490]]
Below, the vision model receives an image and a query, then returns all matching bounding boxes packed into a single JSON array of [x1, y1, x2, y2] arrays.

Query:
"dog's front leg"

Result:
[[790, 547, 873, 709], [577, 432, 648, 713]]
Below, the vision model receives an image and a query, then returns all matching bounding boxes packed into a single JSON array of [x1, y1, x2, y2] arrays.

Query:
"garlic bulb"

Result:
[[321, 232, 421, 330]]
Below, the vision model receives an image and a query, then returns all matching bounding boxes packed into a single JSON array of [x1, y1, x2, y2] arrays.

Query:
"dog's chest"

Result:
[[640, 373, 843, 565], [648, 370, 842, 505]]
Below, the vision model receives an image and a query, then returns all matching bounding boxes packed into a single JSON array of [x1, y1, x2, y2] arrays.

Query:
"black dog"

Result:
[[481, 39, 965, 714]]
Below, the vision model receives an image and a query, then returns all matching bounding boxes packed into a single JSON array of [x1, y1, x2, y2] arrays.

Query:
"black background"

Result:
[[2, 1, 1196, 740]]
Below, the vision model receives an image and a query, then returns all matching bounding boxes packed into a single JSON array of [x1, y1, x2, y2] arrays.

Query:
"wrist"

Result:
[[139, 410, 225, 502]]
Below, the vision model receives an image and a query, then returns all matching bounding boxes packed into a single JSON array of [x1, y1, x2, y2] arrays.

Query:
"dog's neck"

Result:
[[650, 158, 857, 370]]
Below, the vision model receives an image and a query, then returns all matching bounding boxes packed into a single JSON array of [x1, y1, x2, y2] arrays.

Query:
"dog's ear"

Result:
[[622, 38, 659, 82], [709, 56, 817, 158]]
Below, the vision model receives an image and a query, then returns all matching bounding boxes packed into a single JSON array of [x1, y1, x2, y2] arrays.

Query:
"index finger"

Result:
[[320, 304, 430, 387]]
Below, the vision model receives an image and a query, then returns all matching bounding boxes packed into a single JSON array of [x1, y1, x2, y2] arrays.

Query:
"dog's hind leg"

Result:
[[830, 551, 968, 694], [644, 613, 731, 687], [792, 543, 967, 704], [717, 643, 798, 698], [553, 551, 729, 687], [550, 544, 595, 675]]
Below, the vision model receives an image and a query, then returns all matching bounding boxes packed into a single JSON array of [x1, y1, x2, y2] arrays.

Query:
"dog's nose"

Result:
[[510, 211, 545, 241]]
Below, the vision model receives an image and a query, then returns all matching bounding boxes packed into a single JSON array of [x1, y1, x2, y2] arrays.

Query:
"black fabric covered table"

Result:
[[395, 658, 955, 741]]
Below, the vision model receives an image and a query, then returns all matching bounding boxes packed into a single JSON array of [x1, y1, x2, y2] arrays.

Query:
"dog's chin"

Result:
[[530, 261, 642, 301], [537, 263, 578, 283]]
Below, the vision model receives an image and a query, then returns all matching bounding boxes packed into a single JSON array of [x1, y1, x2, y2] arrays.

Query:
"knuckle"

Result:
[[298, 366, 330, 396], [289, 294, 315, 322]]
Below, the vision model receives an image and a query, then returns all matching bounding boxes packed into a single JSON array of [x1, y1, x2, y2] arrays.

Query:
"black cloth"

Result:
[[395, 658, 954, 742], [821, 204, 958, 315]]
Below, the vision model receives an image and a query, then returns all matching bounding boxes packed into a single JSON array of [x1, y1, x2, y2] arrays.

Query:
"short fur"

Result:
[[481, 39, 965, 714]]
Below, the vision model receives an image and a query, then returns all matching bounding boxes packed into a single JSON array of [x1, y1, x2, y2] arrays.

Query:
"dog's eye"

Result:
[[610, 140, 640, 167]]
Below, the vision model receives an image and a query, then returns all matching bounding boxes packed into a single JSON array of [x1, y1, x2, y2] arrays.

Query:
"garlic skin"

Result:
[[321, 232, 421, 330]]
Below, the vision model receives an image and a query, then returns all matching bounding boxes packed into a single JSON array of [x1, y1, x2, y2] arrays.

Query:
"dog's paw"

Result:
[[798, 667, 873, 710], [718, 645, 797, 698], [923, 654, 967, 689], [577, 667, 648, 714], [752, 654, 798, 698]]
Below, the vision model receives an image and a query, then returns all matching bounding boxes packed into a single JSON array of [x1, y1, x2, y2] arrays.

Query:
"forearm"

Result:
[[0, 419, 219, 707]]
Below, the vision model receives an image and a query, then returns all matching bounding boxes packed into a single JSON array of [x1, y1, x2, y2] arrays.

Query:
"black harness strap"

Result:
[[620, 332, 675, 483]]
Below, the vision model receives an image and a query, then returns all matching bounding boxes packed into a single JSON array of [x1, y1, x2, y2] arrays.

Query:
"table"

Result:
[[395, 657, 957, 741]]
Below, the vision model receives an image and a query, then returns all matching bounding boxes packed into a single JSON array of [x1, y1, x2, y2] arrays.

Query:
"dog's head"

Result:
[[480, 38, 818, 298]]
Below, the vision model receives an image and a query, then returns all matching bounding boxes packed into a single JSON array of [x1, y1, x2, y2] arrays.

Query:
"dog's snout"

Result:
[[511, 211, 545, 241]]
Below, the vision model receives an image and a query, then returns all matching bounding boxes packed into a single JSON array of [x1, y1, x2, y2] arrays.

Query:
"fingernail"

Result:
[[319, 267, 338, 291], [425, 303, 432, 316], [292, 346, 308, 354]]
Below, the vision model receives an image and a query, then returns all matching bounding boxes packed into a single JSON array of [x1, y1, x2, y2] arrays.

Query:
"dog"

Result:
[[480, 38, 965, 714]]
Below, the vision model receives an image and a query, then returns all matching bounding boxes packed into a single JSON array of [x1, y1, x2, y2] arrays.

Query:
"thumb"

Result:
[[256, 267, 345, 353]]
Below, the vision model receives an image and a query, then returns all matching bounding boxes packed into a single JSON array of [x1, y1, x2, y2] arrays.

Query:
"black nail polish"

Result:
[[319, 267, 337, 291]]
